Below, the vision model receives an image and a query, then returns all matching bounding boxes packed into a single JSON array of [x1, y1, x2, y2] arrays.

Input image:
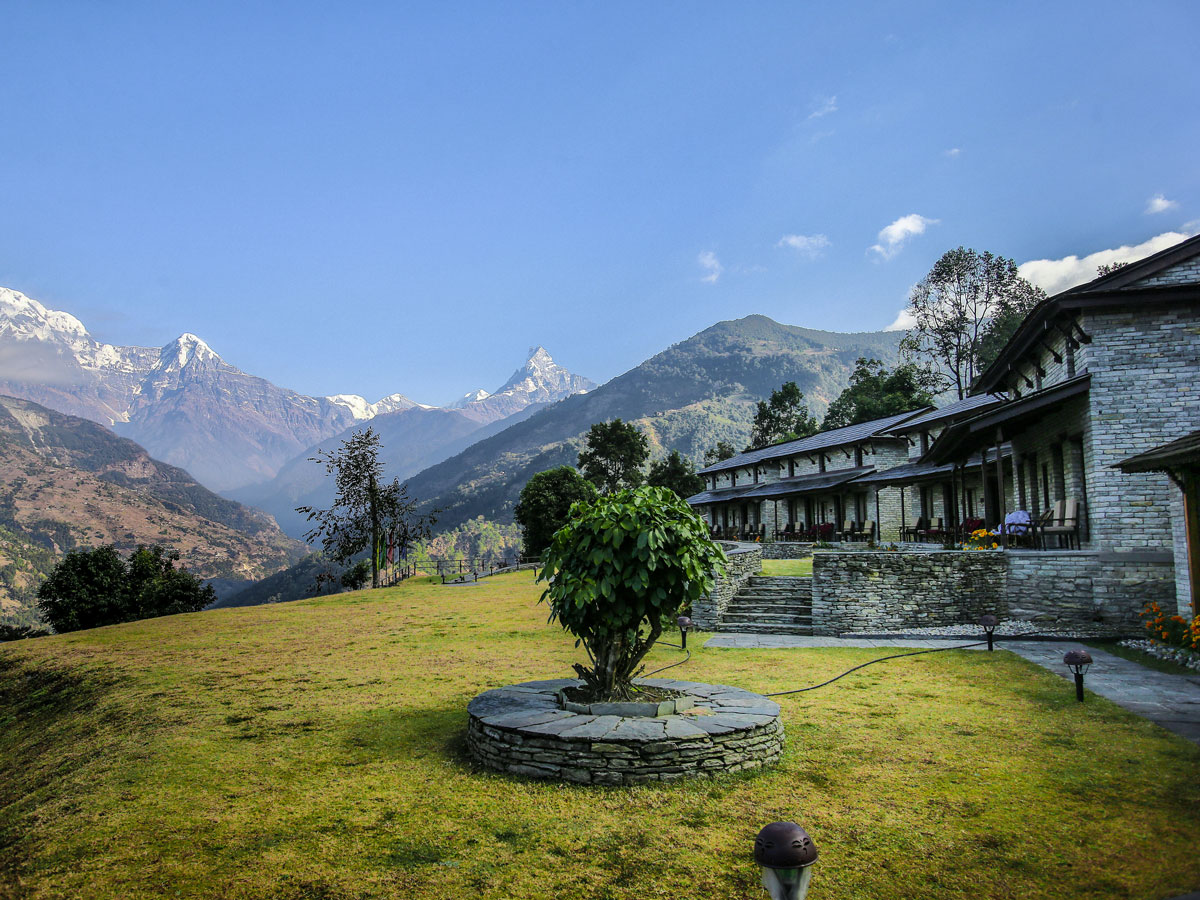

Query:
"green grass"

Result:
[[2, 571, 1199, 900], [760, 557, 813, 576]]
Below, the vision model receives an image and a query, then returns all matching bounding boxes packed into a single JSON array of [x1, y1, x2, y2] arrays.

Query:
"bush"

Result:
[[538, 486, 724, 701], [1141, 601, 1199, 651], [36, 545, 215, 633], [341, 560, 371, 591]]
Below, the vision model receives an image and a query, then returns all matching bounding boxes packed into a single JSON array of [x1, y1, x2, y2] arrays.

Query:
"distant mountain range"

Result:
[[404, 314, 902, 532], [0, 288, 596, 494], [0, 394, 306, 628]]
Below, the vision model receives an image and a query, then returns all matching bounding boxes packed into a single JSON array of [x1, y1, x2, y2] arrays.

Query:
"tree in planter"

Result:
[[538, 486, 724, 701], [297, 427, 434, 589]]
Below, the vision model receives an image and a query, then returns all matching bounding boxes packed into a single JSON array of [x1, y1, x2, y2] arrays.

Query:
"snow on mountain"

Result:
[[449, 388, 491, 408], [452, 346, 596, 423], [326, 391, 432, 421]]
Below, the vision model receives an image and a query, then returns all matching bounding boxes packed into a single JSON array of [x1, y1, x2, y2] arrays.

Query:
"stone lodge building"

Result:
[[688, 232, 1200, 625]]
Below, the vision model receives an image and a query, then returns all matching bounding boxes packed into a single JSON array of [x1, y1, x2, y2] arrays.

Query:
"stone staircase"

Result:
[[717, 575, 813, 635]]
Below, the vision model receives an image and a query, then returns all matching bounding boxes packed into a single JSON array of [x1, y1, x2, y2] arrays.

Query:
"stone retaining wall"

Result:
[[812, 551, 1008, 635], [692, 543, 761, 630], [467, 678, 783, 785], [810, 549, 1153, 633], [761, 542, 814, 560]]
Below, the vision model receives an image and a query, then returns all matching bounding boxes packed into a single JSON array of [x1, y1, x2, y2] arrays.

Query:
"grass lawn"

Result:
[[2, 571, 1198, 900], [759, 557, 813, 576]]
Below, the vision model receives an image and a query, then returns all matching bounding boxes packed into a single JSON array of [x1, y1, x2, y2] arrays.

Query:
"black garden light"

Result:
[[677, 615, 693, 650], [754, 821, 819, 900], [1063, 649, 1093, 702], [978, 614, 998, 651]]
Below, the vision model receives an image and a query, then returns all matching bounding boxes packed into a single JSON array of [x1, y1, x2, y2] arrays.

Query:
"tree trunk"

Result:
[[369, 472, 379, 589]]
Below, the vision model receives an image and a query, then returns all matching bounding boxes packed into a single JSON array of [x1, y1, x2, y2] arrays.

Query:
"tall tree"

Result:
[[748, 382, 819, 450], [577, 419, 649, 494], [646, 450, 706, 499], [899, 248, 1045, 398], [36, 545, 215, 633], [822, 358, 938, 430], [703, 441, 737, 466], [514, 466, 597, 558], [297, 427, 433, 589]]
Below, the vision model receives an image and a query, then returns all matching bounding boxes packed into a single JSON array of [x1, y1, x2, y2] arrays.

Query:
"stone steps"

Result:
[[717, 575, 814, 636]]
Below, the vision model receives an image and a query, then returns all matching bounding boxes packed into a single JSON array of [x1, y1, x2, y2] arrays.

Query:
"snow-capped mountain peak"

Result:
[[160, 332, 220, 370], [325, 391, 431, 421]]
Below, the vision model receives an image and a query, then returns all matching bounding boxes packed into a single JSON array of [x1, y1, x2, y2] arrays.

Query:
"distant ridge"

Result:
[[403, 314, 902, 532]]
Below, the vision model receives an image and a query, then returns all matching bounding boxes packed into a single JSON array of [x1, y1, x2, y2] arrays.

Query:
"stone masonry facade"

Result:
[[692, 542, 761, 630]]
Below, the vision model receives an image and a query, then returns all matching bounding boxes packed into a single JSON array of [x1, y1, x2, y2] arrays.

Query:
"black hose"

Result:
[[764, 640, 987, 696], [643, 641, 690, 677]]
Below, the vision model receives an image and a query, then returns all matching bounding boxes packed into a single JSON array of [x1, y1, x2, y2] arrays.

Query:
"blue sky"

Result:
[[2, 2, 1197, 405]]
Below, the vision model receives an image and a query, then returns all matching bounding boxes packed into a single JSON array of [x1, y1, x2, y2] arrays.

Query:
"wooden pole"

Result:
[[995, 429, 1007, 549]]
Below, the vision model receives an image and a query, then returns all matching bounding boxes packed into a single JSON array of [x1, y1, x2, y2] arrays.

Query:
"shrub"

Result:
[[36, 545, 215, 633], [1141, 601, 1199, 651], [538, 486, 724, 701]]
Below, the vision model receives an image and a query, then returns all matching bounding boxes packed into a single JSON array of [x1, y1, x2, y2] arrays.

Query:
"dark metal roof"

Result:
[[696, 409, 926, 476], [854, 447, 1011, 485], [878, 393, 1007, 434], [684, 485, 759, 505], [924, 376, 1090, 464], [738, 466, 875, 499], [1116, 430, 1200, 473], [972, 233, 1200, 394]]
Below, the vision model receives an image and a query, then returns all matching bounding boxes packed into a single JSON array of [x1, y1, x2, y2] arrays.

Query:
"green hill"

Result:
[[405, 315, 902, 530], [1, 575, 1197, 899]]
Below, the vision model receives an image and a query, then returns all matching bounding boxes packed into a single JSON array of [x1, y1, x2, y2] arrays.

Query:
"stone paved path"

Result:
[[704, 634, 1200, 746]]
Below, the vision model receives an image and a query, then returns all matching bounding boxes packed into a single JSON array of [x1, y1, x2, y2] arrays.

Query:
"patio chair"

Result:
[[921, 517, 945, 542], [776, 521, 796, 542], [1033, 501, 1064, 550], [1042, 499, 1080, 549], [835, 519, 856, 541], [901, 516, 928, 542]]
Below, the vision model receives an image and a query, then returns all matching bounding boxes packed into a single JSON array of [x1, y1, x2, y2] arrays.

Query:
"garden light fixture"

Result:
[[754, 821, 819, 900], [677, 615, 693, 650], [978, 614, 998, 651], [1063, 649, 1092, 702]]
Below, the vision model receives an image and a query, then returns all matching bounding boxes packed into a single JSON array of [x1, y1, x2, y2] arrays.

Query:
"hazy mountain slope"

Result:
[[405, 315, 901, 531], [0, 395, 306, 627]]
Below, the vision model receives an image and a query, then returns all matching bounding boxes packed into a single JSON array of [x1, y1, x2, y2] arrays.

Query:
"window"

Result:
[[818, 454, 826, 473], [854, 446, 863, 467], [788, 459, 795, 478], [1042, 463, 1051, 508]]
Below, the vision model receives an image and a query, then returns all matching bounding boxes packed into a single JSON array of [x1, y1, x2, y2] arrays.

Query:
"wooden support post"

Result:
[[995, 428, 1007, 550]]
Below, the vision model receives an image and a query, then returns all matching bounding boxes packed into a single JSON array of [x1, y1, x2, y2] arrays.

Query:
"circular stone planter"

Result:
[[467, 678, 783, 785]]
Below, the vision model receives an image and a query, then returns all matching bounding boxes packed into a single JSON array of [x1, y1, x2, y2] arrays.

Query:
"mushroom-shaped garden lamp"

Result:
[[677, 615, 693, 650], [978, 614, 998, 651], [1063, 649, 1093, 702], [754, 821, 819, 900]]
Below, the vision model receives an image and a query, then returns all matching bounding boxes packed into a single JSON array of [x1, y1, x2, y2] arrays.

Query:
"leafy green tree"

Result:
[[748, 382, 819, 450], [646, 450, 705, 499], [36, 545, 215, 633], [577, 419, 649, 494], [340, 560, 371, 591], [821, 358, 938, 430], [899, 247, 1045, 398], [298, 427, 433, 589], [514, 466, 597, 557], [539, 486, 724, 701], [703, 441, 737, 466]]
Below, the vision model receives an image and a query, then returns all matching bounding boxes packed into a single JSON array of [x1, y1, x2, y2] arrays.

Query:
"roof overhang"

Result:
[[924, 375, 1090, 464], [1115, 429, 1200, 474]]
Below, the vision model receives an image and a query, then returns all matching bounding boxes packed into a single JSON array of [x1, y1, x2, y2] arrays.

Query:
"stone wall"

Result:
[[1005, 551, 1099, 624], [762, 542, 814, 560], [692, 542, 761, 629], [812, 551, 1007, 635]]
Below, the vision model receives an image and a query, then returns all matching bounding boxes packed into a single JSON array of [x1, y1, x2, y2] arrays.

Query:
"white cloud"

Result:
[[945, 147, 961, 158], [698, 250, 723, 283], [777, 233, 830, 258], [885, 308, 917, 332], [808, 95, 837, 119], [869, 213, 938, 260], [1018, 230, 1196, 296], [1145, 193, 1178, 214]]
